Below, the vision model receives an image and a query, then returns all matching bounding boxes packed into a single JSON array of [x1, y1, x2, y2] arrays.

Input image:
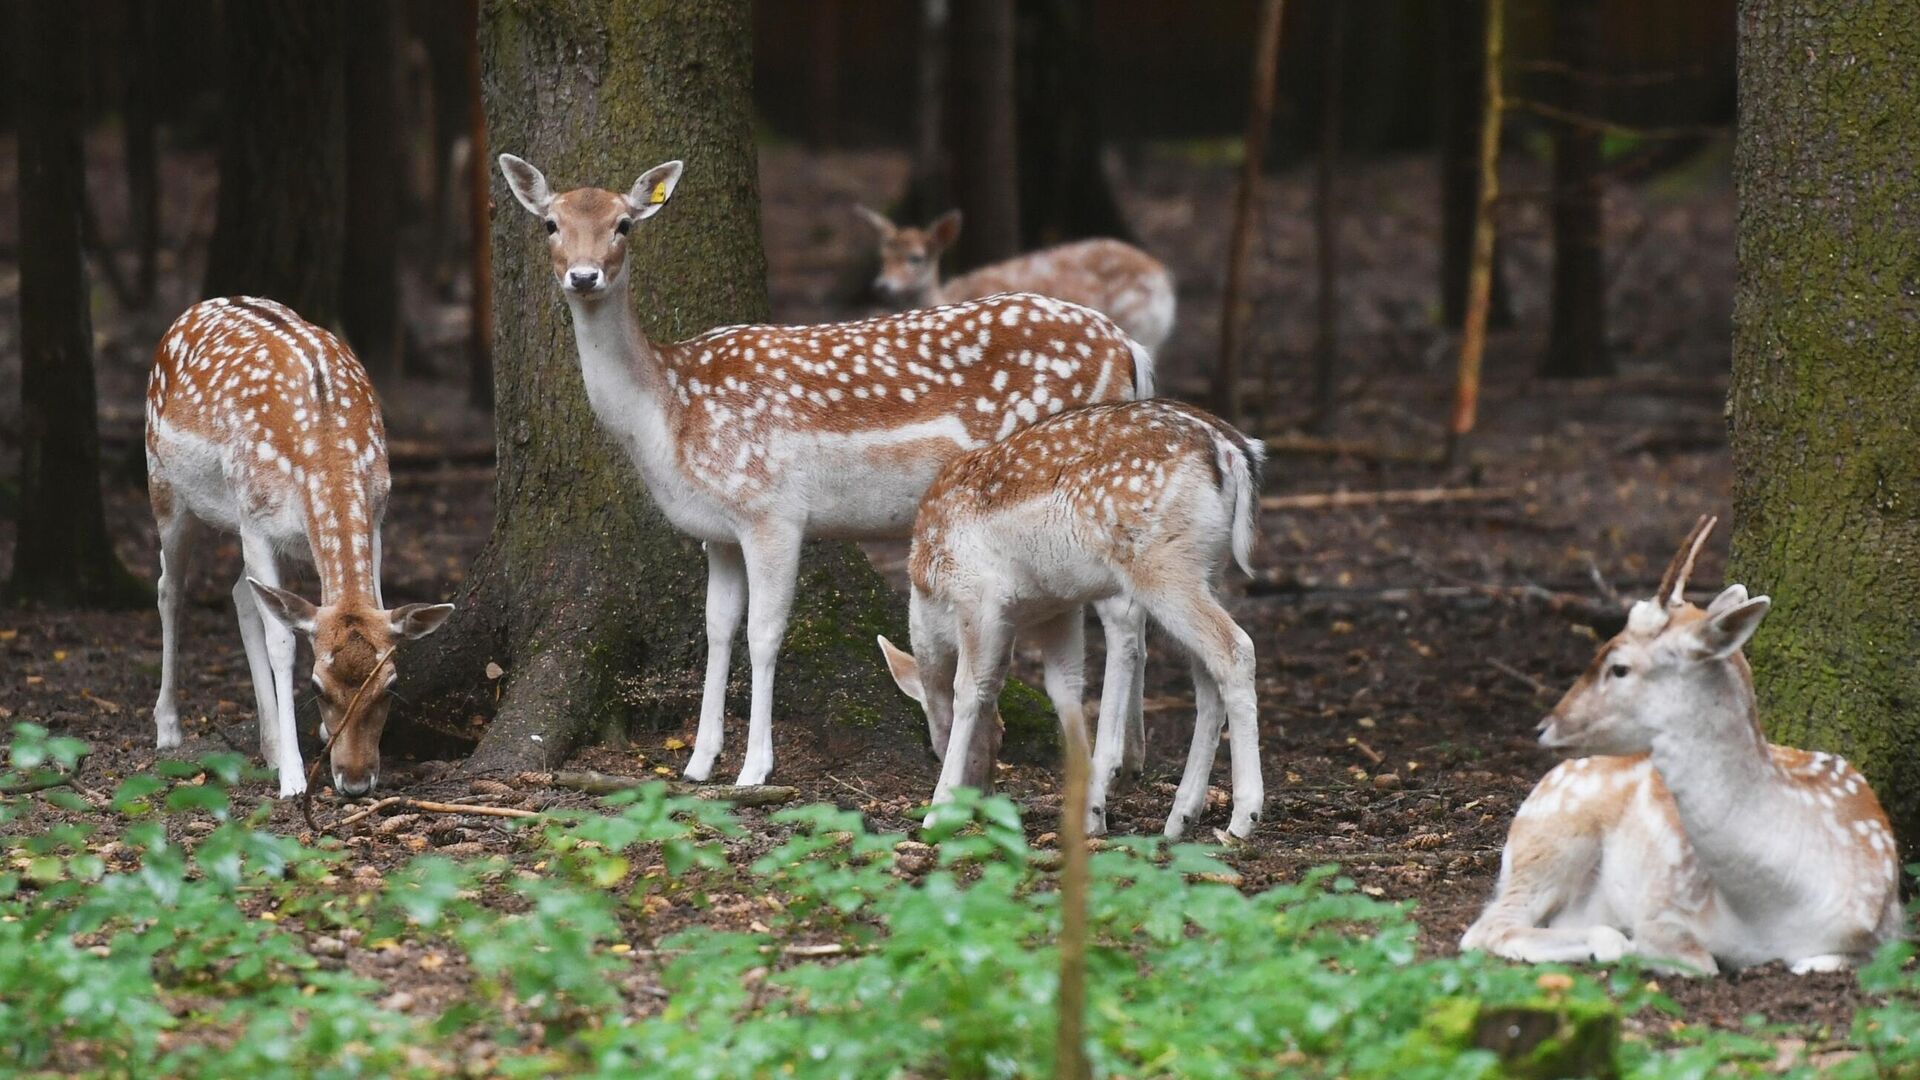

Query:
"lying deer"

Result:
[[878, 400, 1266, 838], [1461, 518, 1901, 974], [854, 207, 1176, 357], [146, 297, 455, 797], [499, 154, 1155, 787]]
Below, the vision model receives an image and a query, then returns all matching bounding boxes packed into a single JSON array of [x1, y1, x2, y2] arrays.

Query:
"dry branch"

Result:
[[1447, 0, 1505, 459], [1260, 486, 1517, 512], [547, 769, 800, 807], [334, 796, 536, 830], [1213, 0, 1286, 428]]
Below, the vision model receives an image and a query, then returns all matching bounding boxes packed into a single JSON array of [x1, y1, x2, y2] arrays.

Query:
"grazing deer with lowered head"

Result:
[[146, 298, 455, 797], [854, 207, 1177, 357], [1461, 518, 1902, 974], [499, 155, 1155, 787], [877, 399, 1266, 838]]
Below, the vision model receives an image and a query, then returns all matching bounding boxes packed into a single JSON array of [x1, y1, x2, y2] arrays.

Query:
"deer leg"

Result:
[[1032, 610, 1098, 833], [1090, 596, 1144, 811], [736, 527, 802, 786], [232, 575, 280, 753], [927, 607, 1013, 820], [1630, 916, 1720, 976], [1165, 653, 1226, 840], [1460, 830, 1627, 964], [242, 533, 307, 798], [685, 541, 746, 783], [370, 527, 385, 608], [152, 510, 203, 750], [1141, 586, 1263, 837]]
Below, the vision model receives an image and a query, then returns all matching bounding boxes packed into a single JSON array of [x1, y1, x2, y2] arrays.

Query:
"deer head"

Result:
[[855, 206, 961, 304], [499, 154, 684, 299], [248, 581, 454, 795], [1538, 517, 1771, 758]]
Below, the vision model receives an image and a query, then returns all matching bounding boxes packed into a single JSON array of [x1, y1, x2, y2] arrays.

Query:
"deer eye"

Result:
[[615, 218, 631, 236], [544, 219, 558, 236], [1609, 664, 1630, 679]]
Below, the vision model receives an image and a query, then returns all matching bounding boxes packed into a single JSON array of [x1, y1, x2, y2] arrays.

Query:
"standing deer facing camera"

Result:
[[878, 400, 1266, 838], [1461, 518, 1901, 974], [499, 155, 1155, 787], [854, 207, 1177, 357], [146, 298, 455, 797]]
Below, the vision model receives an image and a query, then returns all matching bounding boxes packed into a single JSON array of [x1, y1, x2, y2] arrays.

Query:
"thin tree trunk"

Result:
[[7, 0, 145, 609], [1437, 0, 1512, 330], [465, 0, 493, 412], [402, 0, 915, 773], [946, 0, 1021, 271], [1445, 0, 1503, 460], [1729, 0, 1920, 849], [123, 0, 160, 307], [1307, 0, 1342, 433], [202, 0, 346, 324], [1542, 0, 1609, 378], [1214, 0, 1285, 427], [1015, 0, 1133, 247], [341, 0, 405, 381], [1054, 706, 1092, 1080]]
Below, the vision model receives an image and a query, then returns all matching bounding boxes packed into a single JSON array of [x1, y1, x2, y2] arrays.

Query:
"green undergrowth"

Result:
[[3, 722, 1918, 1078]]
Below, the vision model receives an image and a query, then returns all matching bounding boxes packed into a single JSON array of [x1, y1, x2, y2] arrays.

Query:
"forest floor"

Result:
[[1, 137, 1869, 1044]]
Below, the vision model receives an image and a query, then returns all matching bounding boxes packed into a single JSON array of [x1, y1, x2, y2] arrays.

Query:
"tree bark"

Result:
[[202, 0, 346, 324], [6, 0, 146, 609], [462, 0, 494, 411], [1729, 0, 1920, 848], [1214, 0, 1286, 428], [122, 0, 161, 307], [1444, 0, 1504, 460], [1436, 0, 1512, 330], [341, 0, 405, 381], [1541, 0, 1610, 378], [404, 0, 917, 776], [1015, 0, 1134, 248], [945, 0, 1021, 272]]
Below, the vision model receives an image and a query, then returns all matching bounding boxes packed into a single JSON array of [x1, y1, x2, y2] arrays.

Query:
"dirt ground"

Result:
[[0, 137, 1869, 1037]]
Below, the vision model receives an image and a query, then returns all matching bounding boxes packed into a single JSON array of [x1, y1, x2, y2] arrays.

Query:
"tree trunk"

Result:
[[1015, 0, 1134, 248], [945, 0, 1021, 272], [1729, 0, 1920, 849], [1214, 0, 1286, 428], [403, 0, 917, 776], [341, 0, 405, 381], [1541, 0, 1610, 378], [6, 0, 146, 609], [202, 0, 345, 324], [462, 0, 493, 411], [1436, 0, 1512, 330], [1307, 0, 1342, 433], [123, 0, 160, 307]]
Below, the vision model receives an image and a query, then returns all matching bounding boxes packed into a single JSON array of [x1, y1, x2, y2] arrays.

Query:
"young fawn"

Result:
[[146, 298, 455, 797], [855, 207, 1177, 357], [878, 400, 1266, 838], [499, 155, 1155, 787], [1461, 518, 1901, 974]]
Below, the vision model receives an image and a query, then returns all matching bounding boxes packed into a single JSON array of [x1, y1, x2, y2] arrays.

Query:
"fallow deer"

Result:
[[146, 297, 455, 797], [1461, 518, 1902, 974], [854, 207, 1177, 357], [877, 399, 1266, 838], [498, 155, 1155, 788]]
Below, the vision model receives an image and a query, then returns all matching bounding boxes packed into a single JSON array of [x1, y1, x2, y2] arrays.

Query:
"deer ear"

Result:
[[927, 209, 963, 251], [853, 204, 895, 238], [248, 578, 318, 636], [389, 603, 456, 641], [499, 154, 554, 216], [1706, 584, 1750, 615], [877, 635, 924, 705], [1691, 596, 1770, 660], [628, 160, 684, 220]]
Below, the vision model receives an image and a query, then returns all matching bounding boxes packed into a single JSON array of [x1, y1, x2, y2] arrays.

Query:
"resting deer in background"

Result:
[[499, 154, 1156, 787], [1461, 518, 1902, 974], [854, 207, 1177, 357], [877, 400, 1266, 839], [146, 298, 456, 797]]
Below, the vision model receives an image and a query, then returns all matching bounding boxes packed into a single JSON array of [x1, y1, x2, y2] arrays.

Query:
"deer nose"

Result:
[[568, 268, 602, 291], [334, 770, 376, 797]]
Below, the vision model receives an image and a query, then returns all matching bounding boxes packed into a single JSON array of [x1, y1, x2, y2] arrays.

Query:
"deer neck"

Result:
[[1645, 665, 1802, 896], [561, 282, 684, 492], [299, 476, 379, 608]]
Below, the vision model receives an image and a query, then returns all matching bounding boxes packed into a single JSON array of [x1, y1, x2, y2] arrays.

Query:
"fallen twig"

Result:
[[1261, 486, 1518, 512], [336, 795, 536, 830], [1257, 434, 1438, 466], [0, 766, 84, 797], [547, 769, 800, 807], [1488, 658, 1555, 698]]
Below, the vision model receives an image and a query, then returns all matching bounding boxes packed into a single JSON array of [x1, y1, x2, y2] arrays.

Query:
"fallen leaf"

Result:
[[52, 650, 67, 662], [485, 662, 504, 680], [664, 737, 687, 751]]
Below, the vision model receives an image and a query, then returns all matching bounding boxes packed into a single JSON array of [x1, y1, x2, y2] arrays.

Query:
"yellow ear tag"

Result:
[[649, 181, 668, 205]]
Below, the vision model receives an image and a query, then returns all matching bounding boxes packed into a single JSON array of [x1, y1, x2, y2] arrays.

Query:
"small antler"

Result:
[[1656, 515, 1717, 609]]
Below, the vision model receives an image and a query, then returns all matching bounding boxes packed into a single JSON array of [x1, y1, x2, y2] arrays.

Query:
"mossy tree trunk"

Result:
[[1729, 0, 1920, 848], [403, 0, 917, 776]]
